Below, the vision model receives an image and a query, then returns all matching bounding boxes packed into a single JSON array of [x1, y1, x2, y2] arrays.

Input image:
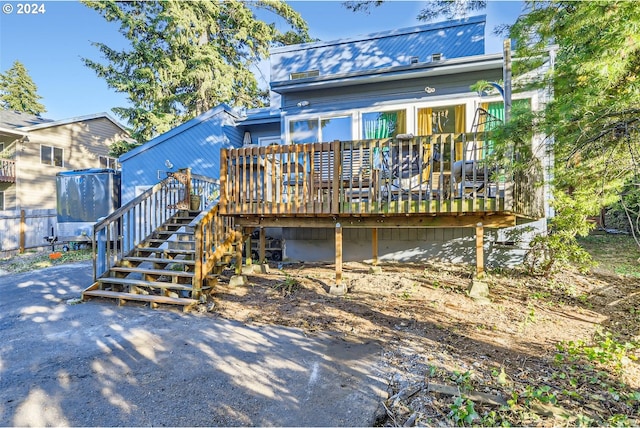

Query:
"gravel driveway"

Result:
[[0, 262, 387, 426]]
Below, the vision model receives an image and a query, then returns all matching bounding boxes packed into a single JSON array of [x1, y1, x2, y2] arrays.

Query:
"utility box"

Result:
[[56, 168, 121, 244]]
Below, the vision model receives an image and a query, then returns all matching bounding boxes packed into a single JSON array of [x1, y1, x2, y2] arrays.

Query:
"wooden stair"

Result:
[[82, 209, 236, 312]]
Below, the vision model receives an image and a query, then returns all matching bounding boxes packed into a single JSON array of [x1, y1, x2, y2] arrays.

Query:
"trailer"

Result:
[[54, 168, 121, 249]]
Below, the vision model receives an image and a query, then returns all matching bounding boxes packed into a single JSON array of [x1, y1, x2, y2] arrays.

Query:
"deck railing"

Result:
[[93, 168, 219, 279], [219, 134, 544, 218], [0, 158, 15, 182]]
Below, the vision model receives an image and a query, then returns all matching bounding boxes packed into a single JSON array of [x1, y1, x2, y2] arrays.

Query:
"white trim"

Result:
[[257, 136, 281, 147], [285, 113, 354, 144]]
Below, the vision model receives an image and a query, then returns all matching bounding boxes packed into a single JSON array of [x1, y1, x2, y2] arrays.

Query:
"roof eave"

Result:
[[18, 112, 130, 134]]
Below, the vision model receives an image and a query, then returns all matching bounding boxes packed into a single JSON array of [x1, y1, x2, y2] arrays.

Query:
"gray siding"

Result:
[[281, 227, 530, 268], [281, 69, 502, 114]]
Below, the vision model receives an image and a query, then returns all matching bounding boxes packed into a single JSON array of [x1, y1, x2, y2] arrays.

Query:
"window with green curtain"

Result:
[[362, 110, 406, 139], [483, 98, 530, 155]]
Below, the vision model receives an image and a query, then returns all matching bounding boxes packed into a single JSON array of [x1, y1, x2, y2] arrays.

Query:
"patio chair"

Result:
[[379, 139, 441, 201]]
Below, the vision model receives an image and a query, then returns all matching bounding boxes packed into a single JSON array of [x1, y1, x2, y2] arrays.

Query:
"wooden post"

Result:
[[244, 227, 252, 266], [475, 222, 484, 277], [235, 227, 243, 275], [220, 149, 228, 213], [372, 228, 379, 266], [19, 209, 25, 253], [331, 140, 341, 214], [335, 222, 342, 285], [503, 39, 512, 123], [259, 227, 266, 263], [193, 222, 203, 300]]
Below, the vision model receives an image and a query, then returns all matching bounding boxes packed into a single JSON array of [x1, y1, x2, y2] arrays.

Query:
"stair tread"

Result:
[[83, 289, 197, 306], [135, 247, 195, 255], [97, 277, 194, 291], [155, 230, 193, 235], [123, 256, 195, 265], [111, 266, 194, 277], [147, 238, 195, 243]]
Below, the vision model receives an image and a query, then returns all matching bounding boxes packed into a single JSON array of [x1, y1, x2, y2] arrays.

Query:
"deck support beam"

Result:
[[244, 227, 252, 266], [235, 226, 243, 275], [259, 227, 266, 263], [475, 222, 484, 277], [330, 222, 346, 295], [372, 228, 379, 266]]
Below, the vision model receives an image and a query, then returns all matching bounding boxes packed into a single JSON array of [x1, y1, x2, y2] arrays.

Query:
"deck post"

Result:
[[330, 222, 346, 295], [235, 226, 243, 275], [331, 140, 341, 215], [244, 227, 252, 266], [259, 227, 266, 263], [372, 228, 379, 265], [475, 222, 484, 277], [220, 149, 228, 213], [369, 227, 383, 274]]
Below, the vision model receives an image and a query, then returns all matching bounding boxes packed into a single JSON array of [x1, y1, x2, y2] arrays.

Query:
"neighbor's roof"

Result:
[[0, 110, 130, 135], [270, 15, 486, 85], [0, 110, 53, 129]]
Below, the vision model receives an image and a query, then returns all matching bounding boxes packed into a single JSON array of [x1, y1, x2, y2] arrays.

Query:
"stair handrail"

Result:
[[192, 201, 238, 300], [92, 169, 196, 280]]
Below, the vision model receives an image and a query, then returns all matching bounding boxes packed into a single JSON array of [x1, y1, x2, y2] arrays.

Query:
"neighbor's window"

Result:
[[41, 145, 63, 167], [362, 110, 406, 139], [100, 156, 117, 169], [0, 191, 4, 210], [289, 116, 352, 144]]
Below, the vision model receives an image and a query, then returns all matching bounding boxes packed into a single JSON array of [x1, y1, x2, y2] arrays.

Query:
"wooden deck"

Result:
[[219, 134, 545, 229]]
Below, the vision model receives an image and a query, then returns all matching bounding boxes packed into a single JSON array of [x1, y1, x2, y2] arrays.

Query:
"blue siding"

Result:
[[119, 109, 242, 204], [270, 16, 485, 83]]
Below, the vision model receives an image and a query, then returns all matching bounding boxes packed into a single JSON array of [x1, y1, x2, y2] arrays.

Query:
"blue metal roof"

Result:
[[270, 15, 486, 85]]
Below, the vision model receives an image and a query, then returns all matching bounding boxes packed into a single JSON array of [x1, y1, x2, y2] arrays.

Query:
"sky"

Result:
[[0, 1, 524, 123]]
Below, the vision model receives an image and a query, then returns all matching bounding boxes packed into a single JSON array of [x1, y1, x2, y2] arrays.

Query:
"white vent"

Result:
[[431, 53, 442, 61], [410, 56, 419, 64], [290, 70, 320, 80]]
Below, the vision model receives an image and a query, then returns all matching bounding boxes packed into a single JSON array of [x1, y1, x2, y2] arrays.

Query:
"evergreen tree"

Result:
[[82, 0, 310, 143], [0, 60, 47, 115]]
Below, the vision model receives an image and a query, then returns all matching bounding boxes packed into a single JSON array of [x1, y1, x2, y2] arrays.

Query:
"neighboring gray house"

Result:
[[121, 15, 551, 267]]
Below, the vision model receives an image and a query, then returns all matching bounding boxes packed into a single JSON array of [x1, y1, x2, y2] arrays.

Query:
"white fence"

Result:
[[0, 209, 57, 254]]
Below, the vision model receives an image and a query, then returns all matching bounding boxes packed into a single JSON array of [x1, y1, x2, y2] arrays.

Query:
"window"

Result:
[[258, 136, 281, 147], [41, 145, 63, 167], [362, 110, 406, 139], [0, 191, 4, 210], [289, 116, 352, 144], [417, 104, 466, 135], [100, 156, 118, 169]]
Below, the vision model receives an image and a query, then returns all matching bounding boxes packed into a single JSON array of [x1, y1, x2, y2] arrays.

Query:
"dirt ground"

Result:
[[2, 247, 638, 426], [208, 260, 640, 426]]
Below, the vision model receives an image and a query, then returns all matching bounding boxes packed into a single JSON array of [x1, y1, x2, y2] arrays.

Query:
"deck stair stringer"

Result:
[[82, 209, 234, 312]]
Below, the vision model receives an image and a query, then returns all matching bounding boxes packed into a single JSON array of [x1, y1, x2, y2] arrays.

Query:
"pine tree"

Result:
[[0, 60, 47, 115], [82, 0, 310, 143]]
